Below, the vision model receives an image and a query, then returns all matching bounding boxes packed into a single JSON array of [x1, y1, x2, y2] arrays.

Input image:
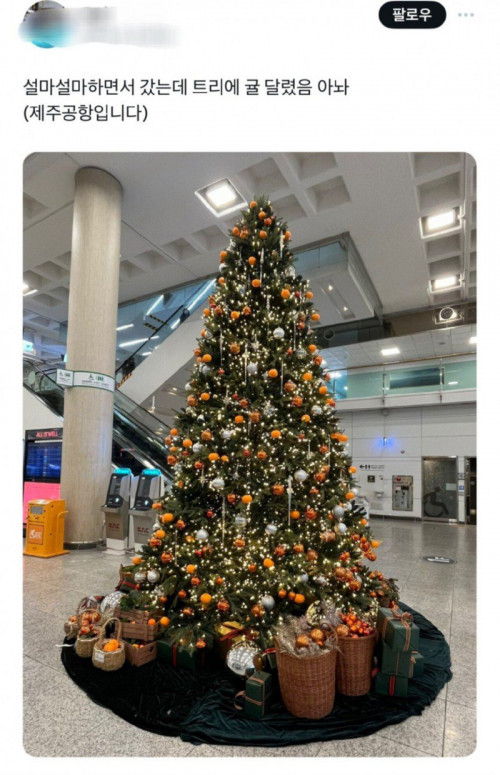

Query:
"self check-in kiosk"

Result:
[[130, 468, 165, 552], [101, 468, 137, 555]]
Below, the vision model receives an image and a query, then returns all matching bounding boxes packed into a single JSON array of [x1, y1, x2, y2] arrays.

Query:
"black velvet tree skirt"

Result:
[[61, 603, 452, 747]]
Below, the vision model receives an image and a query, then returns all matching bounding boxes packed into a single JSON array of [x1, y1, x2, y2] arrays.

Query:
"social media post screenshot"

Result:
[[1, 0, 498, 771]]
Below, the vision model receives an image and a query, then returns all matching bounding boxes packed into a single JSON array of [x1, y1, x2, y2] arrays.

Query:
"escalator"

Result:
[[23, 359, 171, 481]]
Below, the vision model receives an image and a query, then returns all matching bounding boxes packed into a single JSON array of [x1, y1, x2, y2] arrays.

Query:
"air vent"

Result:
[[435, 306, 462, 324]]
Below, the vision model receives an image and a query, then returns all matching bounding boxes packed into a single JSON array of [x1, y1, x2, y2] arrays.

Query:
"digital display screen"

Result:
[[137, 476, 153, 498], [108, 475, 122, 497], [25, 441, 62, 482]]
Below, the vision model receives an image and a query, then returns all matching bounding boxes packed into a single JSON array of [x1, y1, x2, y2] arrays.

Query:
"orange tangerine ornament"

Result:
[[281, 289, 291, 299], [235, 415, 244, 424], [202, 353, 212, 362], [294, 594, 305, 605], [162, 513, 174, 524], [242, 494, 253, 504], [200, 593, 212, 605], [230, 311, 240, 320], [208, 452, 219, 462], [220, 250, 228, 260], [259, 230, 268, 240], [200, 392, 210, 401], [348, 466, 357, 474], [290, 510, 300, 520], [263, 558, 275, 569], [248, 256, 257, 266], [160, 617, 170, 627], [311, 312, 320, 321], [155, 529, 166, 539], [268, 368, 278, 378], [305, 291, 314, 299], [232, 227, 240, 237], [132, 556, 142, 565], [302, 372, 313, 381], [284, 230, 291, 241], [271, 429, 282, 439]]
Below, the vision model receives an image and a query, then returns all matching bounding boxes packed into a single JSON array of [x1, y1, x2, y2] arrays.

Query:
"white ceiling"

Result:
[[24, 152, 477, 361]]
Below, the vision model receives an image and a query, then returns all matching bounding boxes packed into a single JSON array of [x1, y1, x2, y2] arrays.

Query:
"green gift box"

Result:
[[244, 669, 272, 720], [374, 672, 408, 697], [376, 606, 419, 652], [156, 638, 206, 671], [378, 642, 425, 678]]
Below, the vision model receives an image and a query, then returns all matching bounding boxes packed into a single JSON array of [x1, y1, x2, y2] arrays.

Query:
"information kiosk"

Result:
[[101, 468, 136, 555], [130, 469, 165, 552]]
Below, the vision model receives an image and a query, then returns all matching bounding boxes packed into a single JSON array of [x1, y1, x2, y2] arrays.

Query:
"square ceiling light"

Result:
[[195, 178, 247, 217], [381, 346, 400, 357], [421, 207, 460, 238], [430, 274, 462, 293]]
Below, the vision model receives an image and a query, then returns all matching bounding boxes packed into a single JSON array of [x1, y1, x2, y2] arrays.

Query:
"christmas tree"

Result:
[[121, 196, 396, 649]]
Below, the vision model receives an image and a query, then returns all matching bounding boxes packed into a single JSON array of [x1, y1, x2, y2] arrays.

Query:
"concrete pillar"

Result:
[[60, 167, 122, 547]]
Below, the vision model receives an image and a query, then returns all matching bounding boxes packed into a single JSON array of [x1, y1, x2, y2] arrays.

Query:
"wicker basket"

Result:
[[74, 608, 103, 657], [64, 598, 102, 638], [336, 632, 377, 696], [92, 617, 126, 672], [274, 637, 337, 719]]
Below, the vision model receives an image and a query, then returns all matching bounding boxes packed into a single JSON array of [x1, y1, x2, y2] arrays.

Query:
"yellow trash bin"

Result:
[[24, 499, 69, 558]]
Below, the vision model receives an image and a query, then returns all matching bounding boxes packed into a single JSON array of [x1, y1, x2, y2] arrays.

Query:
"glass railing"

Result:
[[329, 358, 476, 401], [23, 359, 171, 479], [115, 277, 216, 384]]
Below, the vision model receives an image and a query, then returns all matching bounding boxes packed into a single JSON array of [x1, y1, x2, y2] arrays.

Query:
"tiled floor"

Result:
[[23, 519, 476, 757]]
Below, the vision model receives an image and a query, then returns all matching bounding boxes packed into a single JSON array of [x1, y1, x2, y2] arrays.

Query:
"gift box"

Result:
[[373, 671, 408, 697], [378, 642, 425, 678], [376, 606, 419, 652], [244, 669, 272, 719], [215, 620, 248, 659], [156, 639, 206, 671]]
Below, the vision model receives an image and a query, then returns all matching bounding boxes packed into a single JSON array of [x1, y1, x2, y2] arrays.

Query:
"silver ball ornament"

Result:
[[296, 348, 307, 359], [212, 477, 225, 490], [273, 326, 285, 340], [196, 528, 209, 541], [147, 569, 160, 583], [134, 571, 146, 583], [201, 365, 212, 377], [204, 330, 214, 340], [221, 429, 232, 440], [334, 505, 345, 518], [294, 469, 308, 483], [336, 522, 347, 535], [300, 573, 309, 583], [261, 595, 275, 611], [185, 382, 193, 391], [315, 575, 327, 587], [311, 405, 322, 416], [265, 523, 278, 535], [193, 442, 203, 453], [247, 362, 258, 376]]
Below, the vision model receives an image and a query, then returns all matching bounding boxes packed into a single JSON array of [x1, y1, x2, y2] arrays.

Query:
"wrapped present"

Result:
[[157, 638, 206, 671], [236, 670, 272, 719], [373, 671, 408, 697], [215, 620, 248, 659], [376, 606, 419, 652], [378, 642, 425, 678], [263, 647, 277, 671]]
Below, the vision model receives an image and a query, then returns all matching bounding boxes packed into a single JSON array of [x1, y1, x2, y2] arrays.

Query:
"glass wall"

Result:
[[330, 359, 476, 401]]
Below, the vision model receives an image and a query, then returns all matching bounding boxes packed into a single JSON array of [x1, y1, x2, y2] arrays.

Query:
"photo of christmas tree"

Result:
[[23, 153, 476, 757]]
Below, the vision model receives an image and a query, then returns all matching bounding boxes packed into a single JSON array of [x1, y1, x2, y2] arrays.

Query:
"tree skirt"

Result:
[[61, 603, 452, 747]]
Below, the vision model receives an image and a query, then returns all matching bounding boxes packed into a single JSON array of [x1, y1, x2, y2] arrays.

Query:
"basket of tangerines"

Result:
[[74, 609, 104, 658], [335, 611, 377, 696], [92, 617, 126, 672]]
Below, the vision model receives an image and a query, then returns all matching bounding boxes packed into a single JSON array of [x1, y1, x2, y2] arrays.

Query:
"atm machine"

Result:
[[101, 468, 137, 555], [130, 468, 165, 552]]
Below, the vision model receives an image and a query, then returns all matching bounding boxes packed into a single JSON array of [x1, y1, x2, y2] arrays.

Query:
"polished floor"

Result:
[[23, 519, 476, 757]]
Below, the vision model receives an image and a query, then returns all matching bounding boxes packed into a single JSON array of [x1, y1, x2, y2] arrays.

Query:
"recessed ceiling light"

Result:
[[421, 207, 459, 237], [328, 284, 333, 291], [116, 323, 134, 332], [195, 178, 246, 218], [448, 381, 458, 386], [343, 306, 349, 312], [430, 275, 462, 293], [381, 347, 400, 356], [469, 336, 477, 345]]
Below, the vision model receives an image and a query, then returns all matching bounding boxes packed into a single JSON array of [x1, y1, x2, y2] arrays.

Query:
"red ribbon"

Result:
[[389, 675, 396, 696]]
